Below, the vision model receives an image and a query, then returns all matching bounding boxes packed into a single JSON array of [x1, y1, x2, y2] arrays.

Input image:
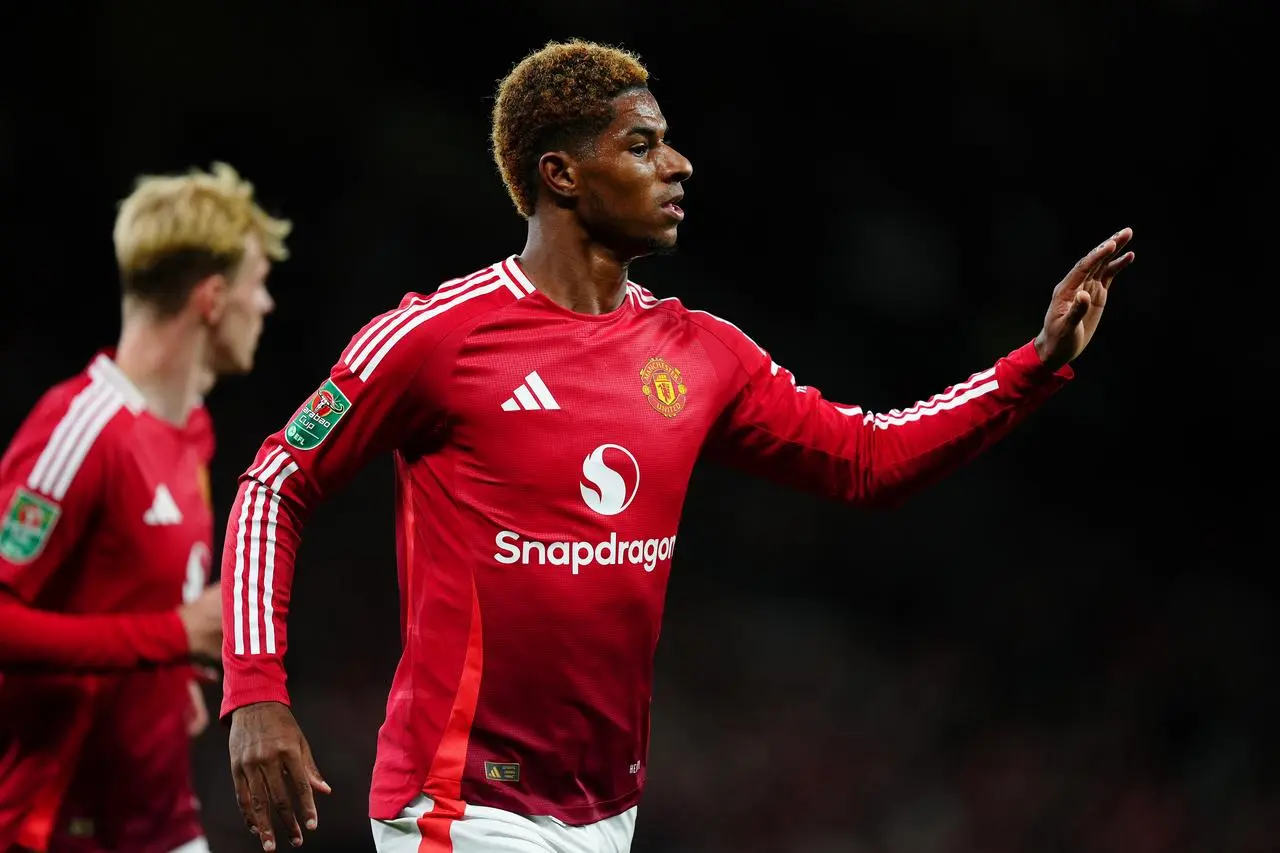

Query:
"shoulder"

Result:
[[339, 258, 535, 385], [625, 280, 768, 370], [3, 355, 142, 500]]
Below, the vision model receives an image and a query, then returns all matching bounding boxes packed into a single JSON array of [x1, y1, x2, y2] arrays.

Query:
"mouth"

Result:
[[660, 195, 685, 222]]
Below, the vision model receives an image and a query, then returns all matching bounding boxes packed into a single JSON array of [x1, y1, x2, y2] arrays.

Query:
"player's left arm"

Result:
[[703, 228, 1134, 507]]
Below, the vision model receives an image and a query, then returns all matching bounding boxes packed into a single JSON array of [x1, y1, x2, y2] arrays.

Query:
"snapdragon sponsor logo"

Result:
[[494, 530, 676, 575], [493, 442, 675, 574]]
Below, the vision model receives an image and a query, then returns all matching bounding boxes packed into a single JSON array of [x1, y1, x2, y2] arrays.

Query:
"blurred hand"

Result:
[[229, 701, 331, 851], [177, 583, 222, 663], [186, 680, 209, 737], [1034, 227, 1135, 371]]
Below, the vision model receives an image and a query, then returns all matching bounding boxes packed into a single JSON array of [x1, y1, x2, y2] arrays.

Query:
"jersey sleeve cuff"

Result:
[[1002, 339, 1074, 391], [219, 677, 292, 722], [135, 611, 192, 664]]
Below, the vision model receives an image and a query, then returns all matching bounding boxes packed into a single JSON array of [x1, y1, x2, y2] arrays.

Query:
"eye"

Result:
[[630, 143, 649, 157]]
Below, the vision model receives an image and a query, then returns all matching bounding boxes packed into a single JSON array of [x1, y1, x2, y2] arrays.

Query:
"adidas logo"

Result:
[[143, 484, 184, 526], [500, 371, 560, 411]]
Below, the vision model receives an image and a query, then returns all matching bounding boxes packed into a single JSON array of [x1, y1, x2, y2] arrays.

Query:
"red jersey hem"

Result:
[[368, 782, 644, 825]]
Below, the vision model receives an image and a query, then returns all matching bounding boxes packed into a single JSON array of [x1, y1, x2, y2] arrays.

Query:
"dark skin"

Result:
[[228, 87, 1133, 851]]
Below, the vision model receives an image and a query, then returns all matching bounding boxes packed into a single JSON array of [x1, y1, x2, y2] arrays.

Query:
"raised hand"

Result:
[[1033, 227, 1134, 371], [229, 701, 331, 851]]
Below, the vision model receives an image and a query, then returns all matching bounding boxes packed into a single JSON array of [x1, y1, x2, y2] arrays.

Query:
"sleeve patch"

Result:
[[285, 380, 353, 451], [0, 488, 62, 564]]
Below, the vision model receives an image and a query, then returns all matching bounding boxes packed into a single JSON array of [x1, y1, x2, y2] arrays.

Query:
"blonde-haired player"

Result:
[[0, 162, 288, 853]]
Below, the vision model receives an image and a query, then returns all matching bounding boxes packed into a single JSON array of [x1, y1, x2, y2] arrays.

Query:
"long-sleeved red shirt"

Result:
[[221, 257, 1072, 825], [0, 352, 210, 853]]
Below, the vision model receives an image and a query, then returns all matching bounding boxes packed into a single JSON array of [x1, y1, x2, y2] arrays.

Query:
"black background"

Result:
[[1, 2, 1269, 851]]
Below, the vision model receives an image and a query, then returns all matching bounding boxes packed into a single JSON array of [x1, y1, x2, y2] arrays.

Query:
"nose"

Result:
[[260, 288, 276, 315], [664, 144, 692, 183]]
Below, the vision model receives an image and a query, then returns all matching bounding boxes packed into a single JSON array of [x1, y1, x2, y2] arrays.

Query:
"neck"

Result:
[[113, 302, 215, 426], [517, 214, 631, 315]]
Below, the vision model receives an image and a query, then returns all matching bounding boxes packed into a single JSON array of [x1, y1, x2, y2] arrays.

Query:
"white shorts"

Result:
[[370, 794, 636, 853]]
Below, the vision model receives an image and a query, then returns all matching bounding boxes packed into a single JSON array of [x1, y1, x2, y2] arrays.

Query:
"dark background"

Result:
[[1, 2, 1270, 851]]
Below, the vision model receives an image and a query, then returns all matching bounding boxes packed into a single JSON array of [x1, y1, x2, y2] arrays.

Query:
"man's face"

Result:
[[209, 233, 275, 375], [574, 89, 693, 258]]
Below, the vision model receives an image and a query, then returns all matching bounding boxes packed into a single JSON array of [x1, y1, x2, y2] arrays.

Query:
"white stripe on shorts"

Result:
[[370, 793, 637, 853]]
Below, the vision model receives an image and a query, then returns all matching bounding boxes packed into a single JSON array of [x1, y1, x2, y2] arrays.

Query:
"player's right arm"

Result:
[[0, 385, 219, 671], [222, 292, 457, 851]]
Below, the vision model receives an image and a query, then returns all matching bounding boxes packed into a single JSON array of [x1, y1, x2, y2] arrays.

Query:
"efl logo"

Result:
[[579, 444, 639, 517]]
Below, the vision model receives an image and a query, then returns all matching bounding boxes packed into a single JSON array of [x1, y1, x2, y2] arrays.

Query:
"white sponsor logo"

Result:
[[494, 530, 676, 575], [496, 442, 672, 575], [579, 443, 639, 516]]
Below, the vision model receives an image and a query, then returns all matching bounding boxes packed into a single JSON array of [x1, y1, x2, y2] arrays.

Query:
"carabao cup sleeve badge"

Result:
[[286, 379, 352, 450]]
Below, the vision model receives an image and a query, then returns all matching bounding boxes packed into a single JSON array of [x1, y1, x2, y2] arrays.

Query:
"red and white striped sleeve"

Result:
[[220, 265, 527, 718], [694, 311, 1074, 508]]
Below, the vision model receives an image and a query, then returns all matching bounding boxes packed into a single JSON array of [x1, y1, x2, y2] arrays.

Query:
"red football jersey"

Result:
[[0, 353, 213, 853], [221, 258, 1072, 825]]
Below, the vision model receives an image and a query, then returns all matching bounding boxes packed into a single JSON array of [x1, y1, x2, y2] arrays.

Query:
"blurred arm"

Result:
[[0, 591, 187, 671]]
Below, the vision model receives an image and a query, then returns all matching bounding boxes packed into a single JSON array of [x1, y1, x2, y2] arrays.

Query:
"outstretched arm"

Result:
[[703, 228, 1135, 505]]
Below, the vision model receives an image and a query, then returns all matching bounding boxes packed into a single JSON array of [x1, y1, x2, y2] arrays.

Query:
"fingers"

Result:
[[233, 765, 255, 833], [1101, 251, 1135, 288], [1068, 235, 1119, 287], [1110, 227, 1134, 253], [262, 763, 303, 849], [240, 765, 279, 851], [283, 751, 320, 833]]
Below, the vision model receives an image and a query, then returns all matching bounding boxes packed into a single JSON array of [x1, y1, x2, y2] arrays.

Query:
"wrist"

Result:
[[1032, 331, 1052, 367], [1032, 331, 1072, 373]]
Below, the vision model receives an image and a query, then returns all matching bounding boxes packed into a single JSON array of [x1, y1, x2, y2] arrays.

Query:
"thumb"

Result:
[[1066, 290, 1090, 325], [303, 742, 332, 794]]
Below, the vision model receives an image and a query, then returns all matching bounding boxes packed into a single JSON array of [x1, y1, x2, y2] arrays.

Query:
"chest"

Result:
[[445, 317, 724, 521], [88, 427, 213, 609]]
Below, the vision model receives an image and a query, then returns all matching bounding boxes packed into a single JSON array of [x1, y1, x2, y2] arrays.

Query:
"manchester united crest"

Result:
[[640, 357, 688, 418]]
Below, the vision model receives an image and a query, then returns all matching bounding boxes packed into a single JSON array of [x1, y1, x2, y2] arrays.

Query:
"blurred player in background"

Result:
[[219, 41, 1133, 853], [0, 162, 289, 853]]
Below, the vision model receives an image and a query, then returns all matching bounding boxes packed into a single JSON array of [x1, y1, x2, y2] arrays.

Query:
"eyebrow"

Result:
[[624, 125, 667, 138]]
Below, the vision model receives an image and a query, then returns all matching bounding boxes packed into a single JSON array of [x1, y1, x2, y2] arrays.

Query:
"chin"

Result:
[[213, 351, 255, 377], [643, 230, 679, 256]]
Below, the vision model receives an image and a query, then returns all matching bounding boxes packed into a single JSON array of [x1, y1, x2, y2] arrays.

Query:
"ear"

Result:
[[190, 274, 229, 325], [537, 151, 579, 202]]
